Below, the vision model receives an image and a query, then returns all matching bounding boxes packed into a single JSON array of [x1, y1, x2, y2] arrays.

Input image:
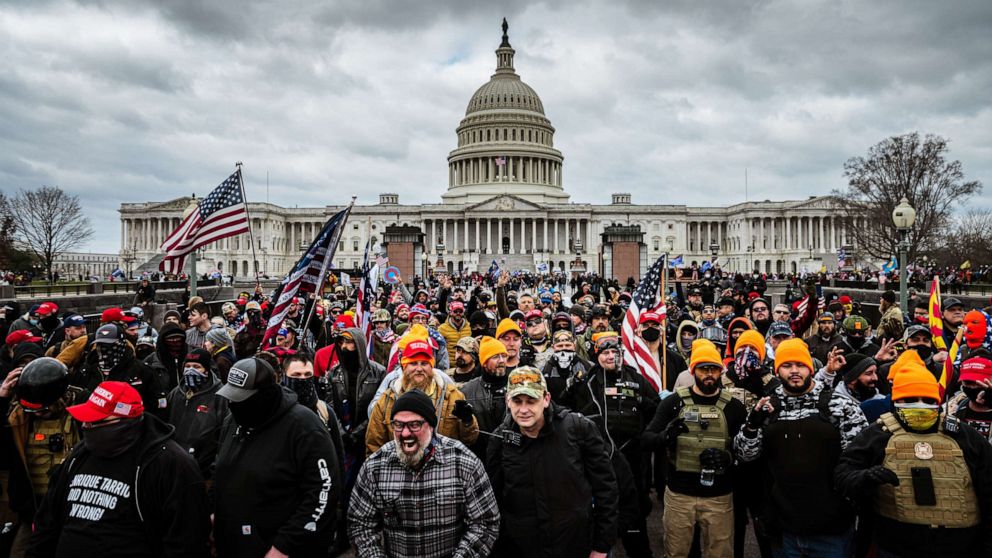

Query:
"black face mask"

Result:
[[641, 328, 661, 342], [963, 386, 992, 406], [40, 316, 60, 330], [847, 336, 866, 349], [84, 418, 144, 458], [911, 346, 933, 360], [283, 377, 318, 408], [228, 383, 283, 428], [338, 347, 360, 370]]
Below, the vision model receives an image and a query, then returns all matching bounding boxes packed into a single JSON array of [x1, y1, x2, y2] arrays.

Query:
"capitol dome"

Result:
[[443, 19, 569, 204]]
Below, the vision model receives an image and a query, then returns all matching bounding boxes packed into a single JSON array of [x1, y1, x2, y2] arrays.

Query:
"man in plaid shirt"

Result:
[[348, 389, 500, 557]]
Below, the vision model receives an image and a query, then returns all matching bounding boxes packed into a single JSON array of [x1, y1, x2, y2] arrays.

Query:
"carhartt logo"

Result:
[[228, 368, 249, 387]]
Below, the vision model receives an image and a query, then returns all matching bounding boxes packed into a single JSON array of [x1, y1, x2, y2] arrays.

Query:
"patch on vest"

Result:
[[914, 441, 933, 460]]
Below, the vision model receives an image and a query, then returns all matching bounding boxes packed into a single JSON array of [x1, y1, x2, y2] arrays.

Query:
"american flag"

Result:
[[159, 170, 250, 274], [487, 259, 500, 281], [261, 207, 350, 347], [354, 240, 379, 357], [621, 254, 668, 392], [495, 157, 506, 166]]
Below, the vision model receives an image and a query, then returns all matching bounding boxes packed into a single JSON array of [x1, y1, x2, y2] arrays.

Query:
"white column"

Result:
[[487, 219, 492, 254], [497, 219, 503, 254], [531, 219, 537, 252], [510, 219, 516, 253], [543, 219, 548, 252]]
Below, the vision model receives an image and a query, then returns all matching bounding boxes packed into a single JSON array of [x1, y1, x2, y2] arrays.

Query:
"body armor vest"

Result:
[[874, 412, 980, 528], [26, 412, 79, 496], [673, 387, 731, 472]]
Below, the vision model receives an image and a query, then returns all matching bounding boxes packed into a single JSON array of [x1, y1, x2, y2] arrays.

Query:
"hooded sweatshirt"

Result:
[[326, 327, 386, 453], [674, 320, 699, 359]]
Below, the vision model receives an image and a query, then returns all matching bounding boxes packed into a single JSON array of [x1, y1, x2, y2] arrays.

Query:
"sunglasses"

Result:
[[391, 419, 427, 433], [525, 319, 543, 327]]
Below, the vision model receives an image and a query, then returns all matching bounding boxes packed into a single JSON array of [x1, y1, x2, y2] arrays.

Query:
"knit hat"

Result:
[[495, 318, 522, 340], [479, 336, 508, 365], [206, 327, 232, 348], [401, 339, 435, 368], [689, 339, 723, 372], [774, 338, 814, 372], [391, 389, 438, 429], [959, 356, 992, 383], [841, 353, 876, 384], [184, 348, 213, 369], [891, 361, 940, 402], [734, 329, 766, 361], [888, 349, 927, 384]]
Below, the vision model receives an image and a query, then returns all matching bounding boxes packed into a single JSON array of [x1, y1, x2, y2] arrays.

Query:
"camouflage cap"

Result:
[[506, 366, 548, 400]]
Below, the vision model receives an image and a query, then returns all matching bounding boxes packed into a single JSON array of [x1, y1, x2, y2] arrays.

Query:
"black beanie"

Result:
[[184, 347, 213, 369], [391, 389, 438, 429], [882, 290, 897, 304], [842, 353, 876, 384]]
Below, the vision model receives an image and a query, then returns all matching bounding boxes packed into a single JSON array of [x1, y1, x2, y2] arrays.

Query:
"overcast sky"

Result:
[[2, 0, 990, 253]]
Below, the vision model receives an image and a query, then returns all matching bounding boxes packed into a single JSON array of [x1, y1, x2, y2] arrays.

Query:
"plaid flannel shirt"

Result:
[[348, 435, 500, 558]]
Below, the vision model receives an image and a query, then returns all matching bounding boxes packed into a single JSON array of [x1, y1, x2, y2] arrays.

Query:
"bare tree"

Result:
[[942, 209, 992, 267], [10, 186, 94, 282], [832, 132, 981, 263]]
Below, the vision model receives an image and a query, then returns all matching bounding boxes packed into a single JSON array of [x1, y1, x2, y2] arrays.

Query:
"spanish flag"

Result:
[[928, 278, 946, 351]]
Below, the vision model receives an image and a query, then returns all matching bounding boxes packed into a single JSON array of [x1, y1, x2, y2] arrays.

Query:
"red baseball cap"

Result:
[[101, 307, 126, 324], [6, 329, 42, 346], [335, 314, 355, 329], [292, 297, 301, 305], [403, 339, 434, 361], [639, 311, 663, 325], [838, 295, 852, 304], [524, 309, 543, 321], [67, 381, 145, 423], [36, 302, 59, 317], [959, 357, 992, 383], [449, 301, 465, 311]]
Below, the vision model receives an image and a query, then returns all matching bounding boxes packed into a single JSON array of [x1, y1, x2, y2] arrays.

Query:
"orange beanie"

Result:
[[690, 339, 724, 372], [478, 336, 508, 365], [735, 329, 767, 362], [891, 362, 940, 402], [774, 338, 814, 372]]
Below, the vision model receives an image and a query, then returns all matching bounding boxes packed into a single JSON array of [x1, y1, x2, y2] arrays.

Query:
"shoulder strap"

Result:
[[878, 412, 904, 435], [716, 388, 732, 410], [676, 386, 692, 402]]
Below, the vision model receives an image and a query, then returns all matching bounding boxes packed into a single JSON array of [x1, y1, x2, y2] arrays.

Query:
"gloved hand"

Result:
[[864, 465, 900, 487], [746, 398, 776, 431], [452, 399, 475, 424], [661, 417, 689, 446], [699, 448, 732, 472]]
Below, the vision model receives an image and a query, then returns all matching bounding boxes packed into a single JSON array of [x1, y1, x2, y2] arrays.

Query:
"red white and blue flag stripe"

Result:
[[621, 254, 668, 392], [159, 170, 250, 274]]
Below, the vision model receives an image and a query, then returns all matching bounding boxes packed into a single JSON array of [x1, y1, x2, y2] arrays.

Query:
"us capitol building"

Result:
[[119, 21, 856, 283]]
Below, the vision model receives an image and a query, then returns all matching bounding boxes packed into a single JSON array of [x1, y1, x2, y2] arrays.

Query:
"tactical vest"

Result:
[[673, 387, 731, 473], [874, 412, 980, 528], [26, 412, 79, 496]]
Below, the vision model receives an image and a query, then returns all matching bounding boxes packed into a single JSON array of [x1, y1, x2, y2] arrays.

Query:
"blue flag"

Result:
[[668, 255, 684, 268], [487, 259, 500, 280], [882, 256, 898, 273]]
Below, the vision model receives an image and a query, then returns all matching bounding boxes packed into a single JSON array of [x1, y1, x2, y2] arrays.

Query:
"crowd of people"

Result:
[[1, 264, 992, 558]]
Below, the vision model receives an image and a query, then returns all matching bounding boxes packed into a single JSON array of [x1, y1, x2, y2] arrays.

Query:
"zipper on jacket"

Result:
[[134, 465, 144, 522]]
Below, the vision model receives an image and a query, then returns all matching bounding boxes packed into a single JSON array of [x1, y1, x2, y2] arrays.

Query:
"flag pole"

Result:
[[299, 197, 356, 348], [661, 253, 668, 391], [236, 161, 261, 287]]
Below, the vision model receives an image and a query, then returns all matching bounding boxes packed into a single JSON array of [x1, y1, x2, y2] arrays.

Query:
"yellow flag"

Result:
[[960, 260, 972, 270]]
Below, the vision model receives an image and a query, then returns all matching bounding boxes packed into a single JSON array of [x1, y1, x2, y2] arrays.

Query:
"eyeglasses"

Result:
[[773, 310, 790, 315], [525, 319, 543, 327], [391, 419, 427, 433], [510, 372, 542, 385]]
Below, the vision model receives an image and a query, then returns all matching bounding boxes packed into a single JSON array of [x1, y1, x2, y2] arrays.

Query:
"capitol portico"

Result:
[[119, 20, 857, 282]]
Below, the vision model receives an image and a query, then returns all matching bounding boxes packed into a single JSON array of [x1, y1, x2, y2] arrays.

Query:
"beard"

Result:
[[782, 374, 813, 395], [695, 376, 719, 395], [404, 373, 432, 391], [396, 437, 428, 467], [455, 356, 472, 368]]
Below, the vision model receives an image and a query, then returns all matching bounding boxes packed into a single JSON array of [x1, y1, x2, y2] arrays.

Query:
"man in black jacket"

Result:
[[29, 380, 210, 557], [461, 336, 509, 459], [85, 324, 166, 419], [323, 327, 383, 554], [214, 357, 340, 558], [165, 348, 229, 480], [144, 323, 187, 392], [487, 366, 618, 557]]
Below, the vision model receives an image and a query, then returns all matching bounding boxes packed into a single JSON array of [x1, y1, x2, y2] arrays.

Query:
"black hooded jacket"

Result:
[[166, 372, 230, 479], [213, 386, 341, 557], [83, 345, 166, 420], [325, 327, 385, 457], [144, 323, 187, 391], [28, 414, 211, 558]]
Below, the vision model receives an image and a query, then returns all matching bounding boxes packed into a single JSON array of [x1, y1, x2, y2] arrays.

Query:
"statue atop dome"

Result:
[[501, 18, 510, 47]]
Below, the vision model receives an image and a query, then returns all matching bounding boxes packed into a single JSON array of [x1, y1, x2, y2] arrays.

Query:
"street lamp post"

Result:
[[892, 197, 917, 316]]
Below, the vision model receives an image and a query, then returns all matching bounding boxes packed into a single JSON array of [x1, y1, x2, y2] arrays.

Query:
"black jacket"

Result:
[[166, 373, 230, 479], [486, 404, 618, 557], [460, 373, 508, 459], [28, 414, 211, 558], [83, 347, 166, 420], [213, 387, 341, 557], [144, 323, 187, 392], [562, 363, 660, 454], [834, 419, 992, 557], [325, 327, 385, 457]]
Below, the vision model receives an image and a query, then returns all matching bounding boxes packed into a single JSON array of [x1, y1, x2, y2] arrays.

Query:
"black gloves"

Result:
[[864, 465, 900, 487], [452, 399, 475, 424], [661, 417, 689, 447], [699, 448, 732, 472], [745, 400, 776, 431]]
